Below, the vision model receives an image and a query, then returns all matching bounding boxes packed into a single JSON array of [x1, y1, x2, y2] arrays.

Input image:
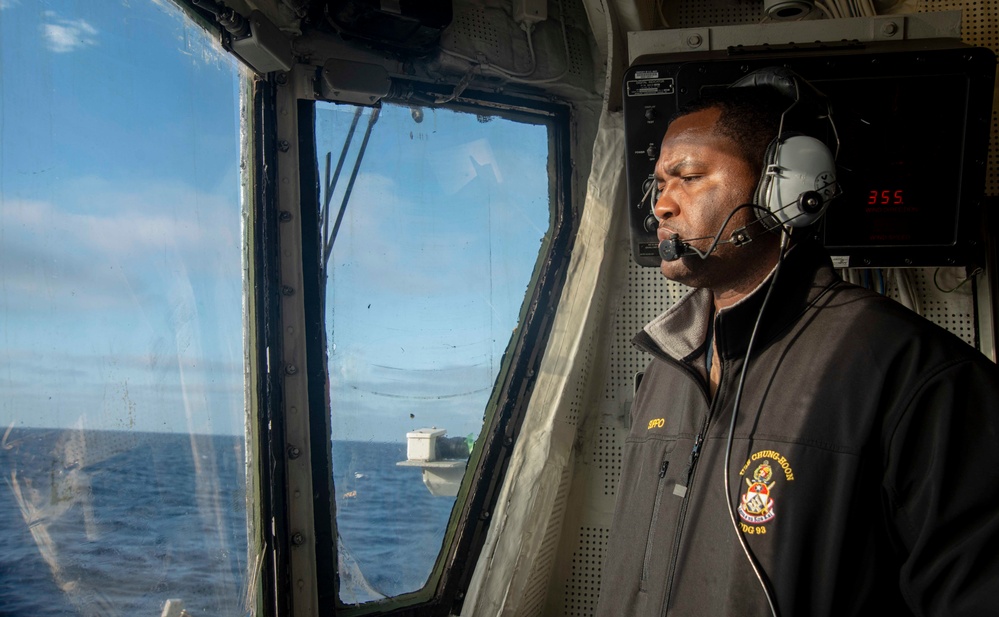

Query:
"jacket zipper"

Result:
[[634, 325, 718, 614], [661, 425, 707, 614], [641, 460, 670, 587]]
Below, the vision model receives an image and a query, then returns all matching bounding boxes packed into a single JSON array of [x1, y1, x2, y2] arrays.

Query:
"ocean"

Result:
[[0, 429, 457, 616], [332, 440, 457, 604]]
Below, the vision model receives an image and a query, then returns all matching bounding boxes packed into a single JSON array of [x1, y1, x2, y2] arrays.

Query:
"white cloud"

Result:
[[0, 177, 241, 315], [11, 171, 240, 247], [42, 14, 98, 53]]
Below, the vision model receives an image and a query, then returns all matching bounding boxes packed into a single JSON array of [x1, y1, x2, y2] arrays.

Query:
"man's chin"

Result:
[[659, 258, 695, 285]]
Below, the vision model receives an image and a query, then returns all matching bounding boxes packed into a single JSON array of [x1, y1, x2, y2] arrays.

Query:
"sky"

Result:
[[0, 1, 553, 442], [317, 103, 551, 443], [0, 0, 246, 436]]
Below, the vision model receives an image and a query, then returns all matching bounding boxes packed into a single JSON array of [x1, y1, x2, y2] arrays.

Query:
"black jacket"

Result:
[[596, 242, 999, 616]]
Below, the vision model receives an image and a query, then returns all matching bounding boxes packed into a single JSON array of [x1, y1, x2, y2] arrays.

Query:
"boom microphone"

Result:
[[659, 234, 692, 261], [657, 204, 763, 262]]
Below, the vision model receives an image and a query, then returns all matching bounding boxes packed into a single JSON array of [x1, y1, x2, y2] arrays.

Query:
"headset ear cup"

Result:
[[732, 67, 840, 228], [762, 134, 837, 228]]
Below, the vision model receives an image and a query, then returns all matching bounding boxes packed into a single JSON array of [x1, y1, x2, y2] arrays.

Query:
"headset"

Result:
[[651, 66, 841, 263], [733, 66, 840, 230]]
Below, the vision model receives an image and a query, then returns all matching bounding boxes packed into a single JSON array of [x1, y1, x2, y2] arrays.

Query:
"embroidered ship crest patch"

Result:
[[738, 461, 777, 525]]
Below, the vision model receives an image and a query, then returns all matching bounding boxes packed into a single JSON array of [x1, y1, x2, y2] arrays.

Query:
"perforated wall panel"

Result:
[[675, 0, 761, 27], [519, 460, 573, 617], [605, 259, 689, 401], [560, 527, 608, 616], [595, 425, 623, 497], [544, 3, 997, 616], [450, 6, 502, 54], [887, 268, 980, 346]]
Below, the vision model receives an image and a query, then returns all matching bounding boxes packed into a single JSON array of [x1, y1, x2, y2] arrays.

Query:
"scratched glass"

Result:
[[316, 101, 552, 604], [0, 2, 250, 615]]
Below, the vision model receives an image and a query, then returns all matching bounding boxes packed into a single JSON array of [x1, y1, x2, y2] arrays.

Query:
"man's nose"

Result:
[[653, 186, 678, 222]]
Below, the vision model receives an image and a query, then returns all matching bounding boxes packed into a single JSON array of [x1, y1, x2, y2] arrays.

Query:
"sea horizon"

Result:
[[1, 428, 456, 616]]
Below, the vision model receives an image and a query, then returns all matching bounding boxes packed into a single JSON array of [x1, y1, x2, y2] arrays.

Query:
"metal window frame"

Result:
[[259, 66, 577, 616]]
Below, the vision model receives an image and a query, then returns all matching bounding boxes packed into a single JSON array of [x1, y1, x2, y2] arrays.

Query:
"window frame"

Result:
[[293, 82, 576, 616], [249, 75, 290, 617]]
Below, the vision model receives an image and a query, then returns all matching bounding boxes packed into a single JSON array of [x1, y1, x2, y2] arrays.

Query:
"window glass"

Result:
[[0, 2, 249, 616], [316, 101, 552, 604]]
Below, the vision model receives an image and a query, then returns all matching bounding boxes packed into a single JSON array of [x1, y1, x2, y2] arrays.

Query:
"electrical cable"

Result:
[[440, 21, 539, 79], [668, 203, 766, 259], [715, 66, 839, 617], [814, 1, 837, 18], [434, 65, 480, 104], [934, 267, 982, 293], [438, 0, 571, 86], [721, 228, 792, 617]]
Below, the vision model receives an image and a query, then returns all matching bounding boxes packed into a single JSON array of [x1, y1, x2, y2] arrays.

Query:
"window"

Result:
[[313, 97, 565, 609], [0, 2, 250, 615]]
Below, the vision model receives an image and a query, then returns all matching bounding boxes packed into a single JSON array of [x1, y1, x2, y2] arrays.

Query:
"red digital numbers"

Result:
[[867, 189, 904, 205]]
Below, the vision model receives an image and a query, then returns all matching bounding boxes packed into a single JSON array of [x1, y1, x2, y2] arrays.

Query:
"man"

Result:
[[595, 81, 999, 615]]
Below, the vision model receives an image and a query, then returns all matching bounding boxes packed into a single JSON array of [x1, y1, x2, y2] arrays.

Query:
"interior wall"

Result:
[[535, 2, 999, 616]]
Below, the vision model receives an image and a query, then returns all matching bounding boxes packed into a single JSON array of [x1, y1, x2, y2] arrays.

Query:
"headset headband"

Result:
[[729, 67, 840, 229]]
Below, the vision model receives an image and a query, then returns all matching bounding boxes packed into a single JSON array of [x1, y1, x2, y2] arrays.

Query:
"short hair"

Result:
[[670, 87, 789, 177]]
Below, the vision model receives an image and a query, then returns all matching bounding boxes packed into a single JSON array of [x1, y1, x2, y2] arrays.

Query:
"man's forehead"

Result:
[[657, 116, 741, 169], [665, 106, 723, 138], [655, 152, 702, 177]]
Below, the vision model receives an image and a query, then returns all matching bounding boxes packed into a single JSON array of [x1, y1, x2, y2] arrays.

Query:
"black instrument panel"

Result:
[[622, 40, 996, 268]]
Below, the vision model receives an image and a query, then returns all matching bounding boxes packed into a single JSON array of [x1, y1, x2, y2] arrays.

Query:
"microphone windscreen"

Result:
[[659, 236, 685, 261]]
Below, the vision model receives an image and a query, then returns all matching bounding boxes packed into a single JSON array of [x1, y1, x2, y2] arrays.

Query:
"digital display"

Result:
[[818, 74, 966, 252], [867, 189, 905, 206]]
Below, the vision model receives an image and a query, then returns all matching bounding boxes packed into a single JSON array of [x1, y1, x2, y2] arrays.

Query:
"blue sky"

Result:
[[0, 0, 245, 435], [0, 1, 552, 442], [318, 103, 551, 442]]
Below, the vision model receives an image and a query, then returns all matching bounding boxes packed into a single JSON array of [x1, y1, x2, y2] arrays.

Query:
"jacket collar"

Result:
[[636, 240, 841, 364]]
